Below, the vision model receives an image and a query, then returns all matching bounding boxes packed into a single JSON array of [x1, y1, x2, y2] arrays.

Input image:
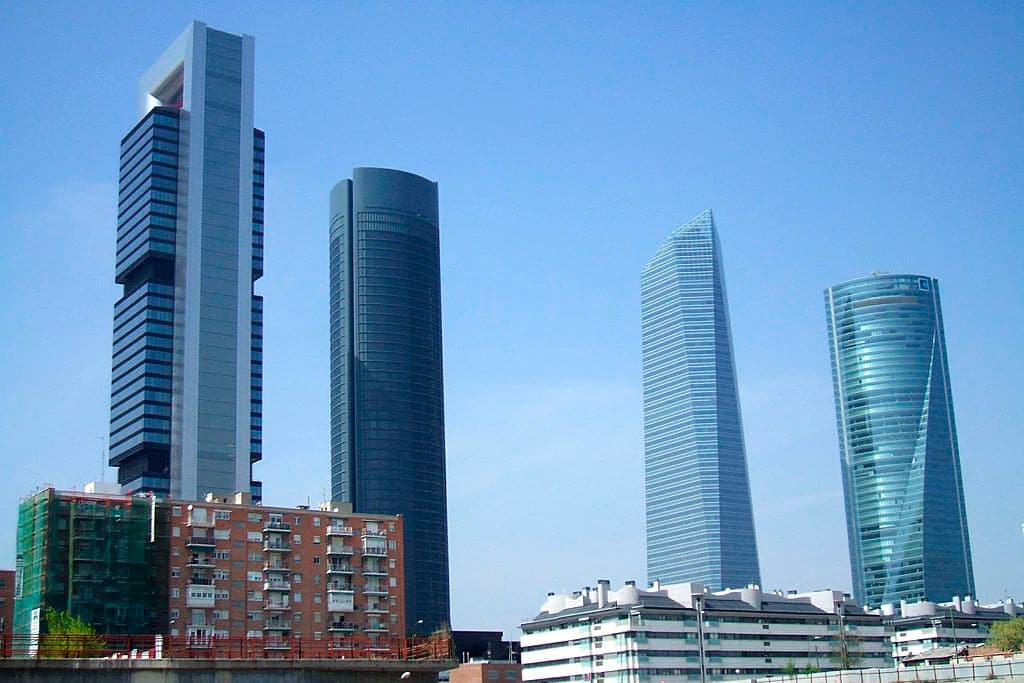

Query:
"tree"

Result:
[[802, 665, 821, 675], [39, 608, 105, 658], [782, 660, 798, 677], [830, 633, 862, 670], [987, 617, 1024, 653]]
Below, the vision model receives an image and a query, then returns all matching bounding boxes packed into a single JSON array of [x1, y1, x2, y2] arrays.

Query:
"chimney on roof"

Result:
[[597, 580, 610, 608]]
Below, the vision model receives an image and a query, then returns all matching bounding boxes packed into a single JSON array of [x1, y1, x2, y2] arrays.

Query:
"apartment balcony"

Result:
[[263, 638, 292, 650], [327, 583, 354, 593], [327, 562, 354, 575], [362, 565, 388, 576], [263, 562, 290, 573], [264, 540, 291, 552], [264, 601, 290, 611], [326, 525, 354, 537], [365, 605, 388, 614], [186, 515, 214, 528], [188, 575, 215, 586], [263, 521, 291, 533], [362, 544, 388, 557], [326, 544, 355, 556], [186, 536, 215, 548], [264, 580, 291, 592], [186, 555, 215, 568], [363, 584, 388, 596], [365, 623, 389, 633], [262, 622, 291, 632], [362, 529, 387, 539], [328, 621, 358, 633]]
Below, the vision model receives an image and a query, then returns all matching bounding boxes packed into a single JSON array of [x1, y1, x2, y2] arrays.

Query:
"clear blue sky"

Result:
[[1, 2, 1021, 636]]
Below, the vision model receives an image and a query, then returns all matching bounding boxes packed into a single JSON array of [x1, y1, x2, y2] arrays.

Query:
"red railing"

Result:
[[0, 633, 452, 661]]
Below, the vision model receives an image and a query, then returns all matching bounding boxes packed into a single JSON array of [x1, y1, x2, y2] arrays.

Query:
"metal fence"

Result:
[[749, 656, 1024, 683], [0, 633, 453, 661]]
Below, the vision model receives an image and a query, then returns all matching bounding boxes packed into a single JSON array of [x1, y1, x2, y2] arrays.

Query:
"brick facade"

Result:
[[165, 496, 405, 642]]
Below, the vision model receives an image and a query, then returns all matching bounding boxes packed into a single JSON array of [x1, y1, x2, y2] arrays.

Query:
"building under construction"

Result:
[[13, 486, 169, 635]]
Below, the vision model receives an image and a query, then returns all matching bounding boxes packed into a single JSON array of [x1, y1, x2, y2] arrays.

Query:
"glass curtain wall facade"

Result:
[[641, 209, 761, 590], [329, 167, 450, 634], [109, 21, 263, 500], [825, 274, 974, 608]]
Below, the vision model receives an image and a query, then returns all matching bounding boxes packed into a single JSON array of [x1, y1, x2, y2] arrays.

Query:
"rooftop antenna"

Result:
[[97, 435, 107, 482]]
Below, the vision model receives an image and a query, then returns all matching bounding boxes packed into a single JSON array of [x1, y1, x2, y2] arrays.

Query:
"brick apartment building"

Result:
[[167, 493, 405, 643], [0, 569, 14, 636]]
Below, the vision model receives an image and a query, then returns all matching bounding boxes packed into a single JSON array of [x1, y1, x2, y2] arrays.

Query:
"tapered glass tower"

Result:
[[329, 168, 450, 633], [108, 22, 263, 500], [641, 209, 761, 590], [826, 273, 974, 608]]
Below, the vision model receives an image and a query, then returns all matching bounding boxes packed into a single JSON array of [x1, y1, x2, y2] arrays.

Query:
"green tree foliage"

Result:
[[39, 608, 105, 658], [830, 633, 863, 670], [782, 660, 798, 676], [802, 665, 821, 675], [987, 617, 1024, 652]]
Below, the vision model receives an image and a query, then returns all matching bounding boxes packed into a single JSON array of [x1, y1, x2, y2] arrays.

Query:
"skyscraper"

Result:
[[641, 209, 761, 590], [825, 273, 974, 609], [329, 168, 450, 633], [108, 22, 263, 501]]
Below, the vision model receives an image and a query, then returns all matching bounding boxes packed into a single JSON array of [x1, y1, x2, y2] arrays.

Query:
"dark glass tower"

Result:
[[641, 209, 761, 590], [108, 22, 263, 500], [329, 167, 450, 633], [826, 273, 974, 608]]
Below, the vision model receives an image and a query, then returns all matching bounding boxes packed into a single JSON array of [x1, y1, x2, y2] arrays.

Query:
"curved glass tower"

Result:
[[825, 273, 974, 608], [329, 168, 450, 633], [641, 209, 761, 590]]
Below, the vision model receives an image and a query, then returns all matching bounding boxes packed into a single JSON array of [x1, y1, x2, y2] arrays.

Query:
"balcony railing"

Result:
[[327, 563, 354, 574], [326, 525, 354, 536], [264, 541, 291, 552], [187, 556, 215, 568], [188, 576, 214, 586], [326, 545, 355, 556], [327, 583, 354, 592], [186, 536, 215, 547], [264, 602, 290, 611], [263, 521, 291, 533], [328, 622, 358, 632], [264, 581, 291, 592], [263, 562, 290, 572]]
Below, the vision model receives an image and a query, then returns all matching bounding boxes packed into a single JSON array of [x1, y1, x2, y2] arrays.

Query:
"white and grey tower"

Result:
[[108, 22, 264, 501]]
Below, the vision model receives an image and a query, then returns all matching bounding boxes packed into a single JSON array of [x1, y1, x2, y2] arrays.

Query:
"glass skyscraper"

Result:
[[329, 168, 450, 633], [826, 273, 974, 609], [641, 209, 761, 590], [108, 22, 263, 500]]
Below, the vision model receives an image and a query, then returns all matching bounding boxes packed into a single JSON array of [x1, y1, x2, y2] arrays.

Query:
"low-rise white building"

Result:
[[882, 596, 1020, 662], [521, 580, 890, 683]]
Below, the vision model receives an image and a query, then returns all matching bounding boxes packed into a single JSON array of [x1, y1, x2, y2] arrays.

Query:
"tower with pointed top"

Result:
[[641, 209, 761, 590]]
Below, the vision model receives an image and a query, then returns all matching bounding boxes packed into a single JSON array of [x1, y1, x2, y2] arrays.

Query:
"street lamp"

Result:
[[694, 595, 707, 683]]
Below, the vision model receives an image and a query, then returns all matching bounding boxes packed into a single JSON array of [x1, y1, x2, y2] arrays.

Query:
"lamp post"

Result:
[[811, 635, 823, 670], [835, 600, 848, 670], [695, 595, 707, 683]]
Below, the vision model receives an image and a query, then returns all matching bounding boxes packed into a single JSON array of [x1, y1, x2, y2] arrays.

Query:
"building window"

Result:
[[215, 510, 230, 521], [293, 573, 302, 584], [293, 534, 301, 544], [173, 506, 182, 517], [294, 592, 302, 603], [247, 531, 262, 542], [172, 527, 181, 537], [312, 556, 320, 565], [313, 536, 321, 545], [313, 517, 321, 527], [171, 588, 180, 598], [170, 609, 179, 619], [171, 567, 180, 577]]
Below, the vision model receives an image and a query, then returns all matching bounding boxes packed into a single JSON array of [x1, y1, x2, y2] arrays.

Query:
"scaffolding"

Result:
[[13, 489, 169, 635]]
